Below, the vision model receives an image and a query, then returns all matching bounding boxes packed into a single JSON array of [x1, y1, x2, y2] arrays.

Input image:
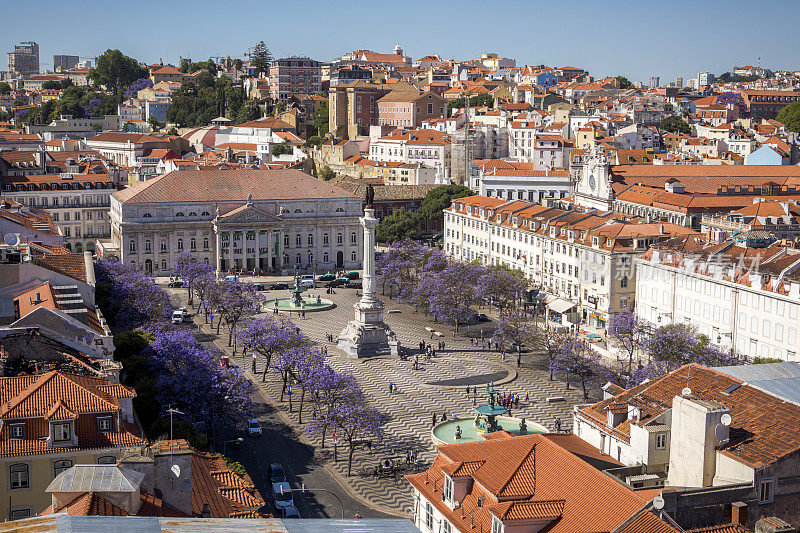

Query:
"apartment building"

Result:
[[444, 195, 696, 329], [635, 235, 800, 361], [471, 159, 571, 202], [268, 57, 321, 101], [377, 90, 446, 128], [7, 42, 39, 77], [369, 128, 451, 171]]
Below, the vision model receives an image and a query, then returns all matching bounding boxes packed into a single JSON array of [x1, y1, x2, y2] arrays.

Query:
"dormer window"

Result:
[[492, 517, 504, 533], [97, 415, 113, 432], [10, 423, 25, 440], [443, 475, 453, 502], [52, 422, 72, 443]]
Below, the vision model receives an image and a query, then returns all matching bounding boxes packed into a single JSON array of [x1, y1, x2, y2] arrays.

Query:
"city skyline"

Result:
[[3, 0, 799, 83]]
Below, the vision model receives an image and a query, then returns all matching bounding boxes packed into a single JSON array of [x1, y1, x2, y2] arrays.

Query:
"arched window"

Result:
[[350, 232, 357, 244], [97, 456, 117, 465], [175, 212, 185, 217], [323, 252, 329, 263], [203, 238, 209, 250], [204, 257, 209, 264], [190, 238, 196, 251], [142, 213, 152, 218], [161, 240, 167, 252], [144, 240, 151, 252], [336, 207, 344, 212], [351, 251, 357, 262], [620, 276, 629, 288], [337, 233, 343, 245], [308, 251, 313, 263], [284, 235, 289, 247], [294, 208, 302, 213], [53, 459, 73, 477], [296, 235, 301, 246], [283, 254, 289, 264], [10, 464, 29, 489], [177, 239, 184, 250], [161, 260, 167, 270], [201, 211, 210, 216], [188, 212, 197, 217], [129, 241, 136, 253], [323, 233, 329, 245], [295, 253, 302, 264], [307, 234, 313, 245]]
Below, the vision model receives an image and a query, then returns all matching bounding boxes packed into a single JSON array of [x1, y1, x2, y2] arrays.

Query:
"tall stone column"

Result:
[[215, 231, 222, 272], [359, 210, 379, 306]]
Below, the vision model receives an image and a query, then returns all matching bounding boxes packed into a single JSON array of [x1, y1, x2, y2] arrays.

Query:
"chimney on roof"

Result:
[[201, 503, 211, 518], [731, 501, 748, 527]]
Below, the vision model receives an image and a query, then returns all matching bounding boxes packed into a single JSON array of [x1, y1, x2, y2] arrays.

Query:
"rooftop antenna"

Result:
[[165, 404, 184, 454]]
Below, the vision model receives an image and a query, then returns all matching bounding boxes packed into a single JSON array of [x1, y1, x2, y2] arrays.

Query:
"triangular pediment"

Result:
[[218, 204, 282, 224]]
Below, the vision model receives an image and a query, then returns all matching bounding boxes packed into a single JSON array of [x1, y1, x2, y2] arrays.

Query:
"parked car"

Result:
[[171, 311, 184, 325], [281, 505, 300, 519], [299, 279, 315, 289], [347, 280, 363, 289], [272, 482, 293, 509], [317, 273, 335, 282], [345, 271, 360, 280], [247, 418, 262, 437], [252, 283, 266, 291], [167, 280, 185, 288], [474, 312, 489, 322], [224, 275, 239, 282], [326, 277, 349, 288], [270, 282, 289, 290], [269, 463, 286, 483]]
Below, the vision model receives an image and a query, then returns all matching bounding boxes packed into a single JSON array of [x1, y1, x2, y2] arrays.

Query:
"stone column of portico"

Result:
[[215, 231, 222, 272], [255, 231, 261, 270], [228, 230, 234, 272]]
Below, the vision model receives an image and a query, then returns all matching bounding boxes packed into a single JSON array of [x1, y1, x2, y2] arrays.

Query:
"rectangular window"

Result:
[[443, 476, 453, 502], [53, 423, 71, 442], [97, 416, 113, 432], [425, 502, 434, 530], [655, 433, 667, 449], [443, 520, 452, 533], [9, 464, 29, 489], [9, 424, 25, 440], [759, 478, 774, 503]]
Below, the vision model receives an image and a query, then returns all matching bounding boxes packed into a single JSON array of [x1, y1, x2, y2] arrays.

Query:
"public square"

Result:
[[167, 274, 585, 517]]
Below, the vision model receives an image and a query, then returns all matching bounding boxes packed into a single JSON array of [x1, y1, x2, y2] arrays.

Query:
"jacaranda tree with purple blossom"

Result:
[[217, 280, 262, 346], [146, 328, 252, 448], [173, 252, 214, 303], [237, 316, 309, 382], [95, 258, 172, 330], [550, 337, 604, 400], [329, 403, 385, 476], [124, 77, 153, 98], [608, 310, 644, 373], [306, 366, 364, 448]]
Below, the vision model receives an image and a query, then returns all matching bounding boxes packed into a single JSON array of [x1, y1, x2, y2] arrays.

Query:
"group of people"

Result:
[[469, 337, 494, 350], [431, 412, 450, 426], [325, 333, 337, 343], [373, 449, 417, 479], [388, 381, 398, 394]]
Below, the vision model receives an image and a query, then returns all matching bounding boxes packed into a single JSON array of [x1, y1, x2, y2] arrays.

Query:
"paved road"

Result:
[[167, 287, 396, 519]]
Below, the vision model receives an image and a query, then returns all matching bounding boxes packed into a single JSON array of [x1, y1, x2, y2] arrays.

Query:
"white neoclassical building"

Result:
[[100, 169, 364, 274]]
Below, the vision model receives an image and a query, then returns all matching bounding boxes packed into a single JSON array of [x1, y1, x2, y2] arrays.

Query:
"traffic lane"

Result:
[[228, 389, 395, 519]]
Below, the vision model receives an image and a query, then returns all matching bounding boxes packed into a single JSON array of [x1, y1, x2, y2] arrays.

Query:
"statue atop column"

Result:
[[365, 184, 375, 208]]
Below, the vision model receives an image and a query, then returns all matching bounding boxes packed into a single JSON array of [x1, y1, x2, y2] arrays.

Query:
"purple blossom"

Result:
[[173, 252, 214, 302], [124, 77, 154, 97], [550, 338, 603, 400], [607, 310, 643, 373], [329, 403, 385, 476], [95, 258, 172, 329]]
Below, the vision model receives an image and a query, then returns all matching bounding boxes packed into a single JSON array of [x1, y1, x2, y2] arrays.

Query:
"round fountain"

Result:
[[264, 273, 334, 313], [431, 381, 548, 445]]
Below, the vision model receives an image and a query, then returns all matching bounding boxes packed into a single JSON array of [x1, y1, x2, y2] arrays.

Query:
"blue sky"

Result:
[[4, 0, 799, 83]]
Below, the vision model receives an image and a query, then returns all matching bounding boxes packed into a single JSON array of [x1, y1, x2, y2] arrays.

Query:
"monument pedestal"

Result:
[[337, 208, 400, 358]]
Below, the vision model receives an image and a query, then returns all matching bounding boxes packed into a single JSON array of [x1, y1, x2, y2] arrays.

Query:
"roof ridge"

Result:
[[0, 370, 59, 416]]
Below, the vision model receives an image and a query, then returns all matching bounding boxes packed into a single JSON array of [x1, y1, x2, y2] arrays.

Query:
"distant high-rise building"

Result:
[[698, 71, 714, 86], [7, 41, 39, 77], [649, 76, 660, 89], [675, 76, 684, 88], [53, 55, 79, 72]]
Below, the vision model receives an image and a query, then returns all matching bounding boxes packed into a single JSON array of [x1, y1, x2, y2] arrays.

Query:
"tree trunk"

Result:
[[298, 389, 305, 423], [582, 379, 588, 400], [348, 440, 355, 476], [320, 426, 327, 449]]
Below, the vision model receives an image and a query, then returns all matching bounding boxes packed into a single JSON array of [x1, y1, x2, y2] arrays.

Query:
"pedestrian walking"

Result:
[[389, 381, 393, 394], [555, 417, 562, 432], [466, 386, 470, 398], [525, 392, 529, 402], [251, 354, 257, 373], [432, 413, 437, 426]]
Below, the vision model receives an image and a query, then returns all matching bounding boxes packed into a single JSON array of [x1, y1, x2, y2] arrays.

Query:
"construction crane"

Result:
[[11, 105, 36, 128]]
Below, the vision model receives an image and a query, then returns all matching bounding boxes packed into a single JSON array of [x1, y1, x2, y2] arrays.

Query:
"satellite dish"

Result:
[[681, 387, 692, 396], [4, 234, 19, 246], [715, 424, 728, 442], [721, 413, 732, 426], [171, 464, 181, 478], [652, 496, 665, 510]]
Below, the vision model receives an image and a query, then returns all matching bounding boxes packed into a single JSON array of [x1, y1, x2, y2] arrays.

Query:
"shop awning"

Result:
[[547, 298, 577, 314]]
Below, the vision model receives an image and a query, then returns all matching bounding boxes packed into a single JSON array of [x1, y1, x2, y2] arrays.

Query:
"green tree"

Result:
[[447, 94, 493, 116], [148, 116, 160, 131], [418, 184, 473, 221], [377, 208, 418, 242], [305, 135, 323, 148], [271, 142, 293, 157], [0, 82, 11, 95], [41, 80, 62, 90], [234, 99, 262, 125], [251, 41, 273, 76], [92, 123, 103, 132], [313, 102, 329, 136], [90, 49, 146, 100], [614, 75, 634, 89], [234, 58, 243, 71], [318, 165, 335, 181], [179, 59, 218, 76], [659, 115, 691, 134], [776, 102, 800, 133]]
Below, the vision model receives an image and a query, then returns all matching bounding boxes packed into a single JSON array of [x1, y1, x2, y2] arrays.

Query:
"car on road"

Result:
[[345, 271, 360, 280], [474, 312, 489, 322], [325, 277, 349, 288], [252, 283, 266, 291], [171, 311, 184, 325], [167, 280, 185, 288], [317, 273, 335, 282], [247, 418, 262, 437], [299, 279, 315, 288], [272, 482, 293, 509], [281, 505, 300, 518], [269, 463, 286, 483], [224, 275, 239, 282], [347, 280, 362, 289], [270, 282, 289, 290]]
